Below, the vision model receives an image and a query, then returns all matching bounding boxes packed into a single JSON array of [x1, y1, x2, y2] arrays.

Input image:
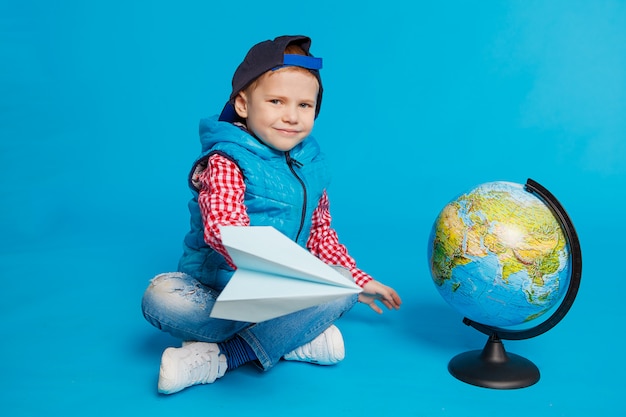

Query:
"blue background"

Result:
[[2, 0, 625, 415]]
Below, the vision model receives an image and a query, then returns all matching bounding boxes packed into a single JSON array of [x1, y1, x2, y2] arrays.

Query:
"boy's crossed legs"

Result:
[[142, 272, 356, 394]]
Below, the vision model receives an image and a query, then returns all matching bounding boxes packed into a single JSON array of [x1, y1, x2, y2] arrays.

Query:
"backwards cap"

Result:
[[218, 35, 323, 122]]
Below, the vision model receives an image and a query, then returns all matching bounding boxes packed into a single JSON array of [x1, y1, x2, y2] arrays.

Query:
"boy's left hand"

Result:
[[358, 280, 402, 314]]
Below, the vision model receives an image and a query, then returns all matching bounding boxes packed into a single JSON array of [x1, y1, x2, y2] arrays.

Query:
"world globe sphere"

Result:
[[428, 181, 572, 329]]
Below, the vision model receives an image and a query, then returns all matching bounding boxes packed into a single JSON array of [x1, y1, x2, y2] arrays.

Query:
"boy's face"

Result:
[[234, 69, 319, 152]]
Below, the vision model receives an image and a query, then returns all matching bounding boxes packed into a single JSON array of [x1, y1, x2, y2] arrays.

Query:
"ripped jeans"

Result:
[[141, 272, 357, 370]]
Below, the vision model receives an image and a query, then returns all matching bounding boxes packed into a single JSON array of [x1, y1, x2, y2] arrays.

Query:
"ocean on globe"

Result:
[[428, 181, 571, 328]]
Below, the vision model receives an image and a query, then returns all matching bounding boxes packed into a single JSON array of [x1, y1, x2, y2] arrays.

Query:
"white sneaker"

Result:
[[158, 342, 227, 394], [283, 325, 345, 365]]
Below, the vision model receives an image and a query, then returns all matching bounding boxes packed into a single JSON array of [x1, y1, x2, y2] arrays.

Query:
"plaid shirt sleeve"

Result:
[[306, 191, 373, 287], [197, 154, 250, 269]]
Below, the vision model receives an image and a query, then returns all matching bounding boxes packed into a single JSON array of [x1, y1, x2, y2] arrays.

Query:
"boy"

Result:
[[141, 35, 402, 395]]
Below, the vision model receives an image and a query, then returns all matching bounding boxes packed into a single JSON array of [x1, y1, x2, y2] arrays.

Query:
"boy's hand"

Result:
[[358, 280, 402, 314]]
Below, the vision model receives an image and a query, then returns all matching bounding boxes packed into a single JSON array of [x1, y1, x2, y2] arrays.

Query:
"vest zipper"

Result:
[[285, 151, 307, 242]]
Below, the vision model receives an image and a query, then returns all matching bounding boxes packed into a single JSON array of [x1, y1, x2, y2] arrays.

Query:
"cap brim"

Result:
[[218, 102, 238, 123]]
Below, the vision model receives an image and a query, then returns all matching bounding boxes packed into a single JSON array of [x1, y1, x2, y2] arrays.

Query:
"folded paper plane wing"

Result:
[[209, 226, 362, 322]]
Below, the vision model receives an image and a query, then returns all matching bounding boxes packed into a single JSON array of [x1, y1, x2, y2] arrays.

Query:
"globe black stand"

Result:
[[447, 178, 582, 390], [448, 334, 540, 389]]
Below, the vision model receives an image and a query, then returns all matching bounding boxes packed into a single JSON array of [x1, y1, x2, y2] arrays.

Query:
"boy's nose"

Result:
[[282, 106, 298, 123]]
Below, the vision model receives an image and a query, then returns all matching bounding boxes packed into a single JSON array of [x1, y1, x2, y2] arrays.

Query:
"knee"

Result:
[[323, 293, 358, 318], [144, 272, 184, 299], [342, 293, 359, 312], [142, 272, 215, 316], [141, 272, 191, 316]]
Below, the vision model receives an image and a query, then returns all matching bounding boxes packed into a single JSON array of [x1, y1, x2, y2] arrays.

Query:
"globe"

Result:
[[427, 179, 582, 389], [428, 181, 570, 328]]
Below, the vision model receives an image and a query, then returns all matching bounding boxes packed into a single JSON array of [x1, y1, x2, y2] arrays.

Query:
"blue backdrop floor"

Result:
[[1, 215, 623, 416], [2, 1, 626, 416]]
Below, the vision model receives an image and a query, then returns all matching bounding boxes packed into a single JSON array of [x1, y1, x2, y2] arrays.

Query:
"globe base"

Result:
[[448, 334, 540, 389]]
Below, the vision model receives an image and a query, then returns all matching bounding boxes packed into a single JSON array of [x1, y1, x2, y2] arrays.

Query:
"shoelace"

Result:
[[183, 347, 220, 384]]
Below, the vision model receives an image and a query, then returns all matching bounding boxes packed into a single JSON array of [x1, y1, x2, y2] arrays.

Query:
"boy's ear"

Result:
[[234, 92, 248, 119]]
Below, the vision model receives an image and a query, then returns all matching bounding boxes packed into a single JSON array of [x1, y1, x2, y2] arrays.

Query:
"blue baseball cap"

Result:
[[219, 35, 323, 122]]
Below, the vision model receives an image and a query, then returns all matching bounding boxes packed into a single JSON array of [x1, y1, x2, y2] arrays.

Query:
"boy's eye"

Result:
[[299, 103, 313, 109], [269, 99, 281, 105]]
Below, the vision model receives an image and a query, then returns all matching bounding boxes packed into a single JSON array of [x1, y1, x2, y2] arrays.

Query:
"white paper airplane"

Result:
[[209, 226, 362, 322]]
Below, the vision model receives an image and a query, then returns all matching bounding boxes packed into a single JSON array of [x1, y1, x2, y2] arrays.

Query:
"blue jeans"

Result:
[[141, 272, 357, 370]]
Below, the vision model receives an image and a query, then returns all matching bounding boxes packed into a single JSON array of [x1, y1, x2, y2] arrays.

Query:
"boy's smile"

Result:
[[234, 69, 319, 152]]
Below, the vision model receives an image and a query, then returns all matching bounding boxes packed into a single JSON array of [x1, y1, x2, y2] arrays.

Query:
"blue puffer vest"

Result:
[[178, 115, 331, 290]]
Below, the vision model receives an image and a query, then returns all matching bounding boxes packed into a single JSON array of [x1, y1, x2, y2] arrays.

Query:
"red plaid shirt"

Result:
[[196, 153, 372, 287]]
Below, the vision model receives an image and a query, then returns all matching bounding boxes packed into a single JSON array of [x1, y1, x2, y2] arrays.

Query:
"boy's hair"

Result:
[[285, 44, 306, 54], [219, 35, 323, 123]]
